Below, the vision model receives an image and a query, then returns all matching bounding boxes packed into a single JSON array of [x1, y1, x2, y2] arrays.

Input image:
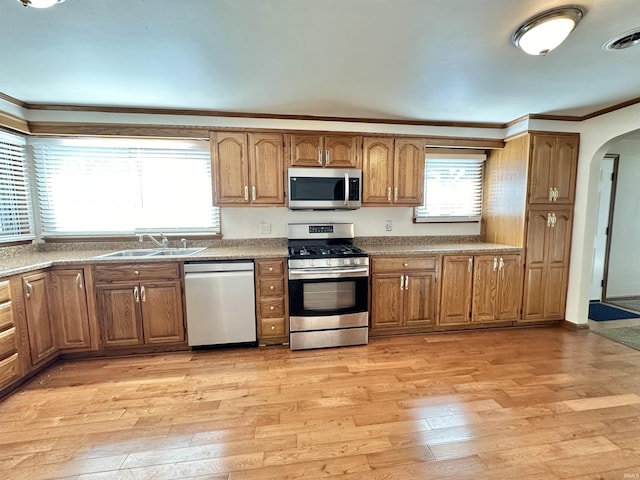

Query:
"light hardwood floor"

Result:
[[2, 327, 640, 479]]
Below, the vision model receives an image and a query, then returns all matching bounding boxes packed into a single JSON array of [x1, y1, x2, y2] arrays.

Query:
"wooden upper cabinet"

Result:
[[290, 134, 360, 168], [362, 137, 394, 204], [394, 138, 426, 205], [362, 137, 425, 206], [528, 134, 579, 205], [249, 133, 285, 205], [212, 132, 249, 205], [212, 131, 285, 206]]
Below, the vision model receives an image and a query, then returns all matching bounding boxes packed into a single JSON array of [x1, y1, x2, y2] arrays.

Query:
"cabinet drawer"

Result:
[[0, 327, 16, 359], [261, 318, 286, 337], [259, 297, 286, 318], [256, 259, 285, 277], [0, 353, 19, 388], [0, 281, 10, 303], [259, 277, 285, 296], [0, 302, 13, 331], [372, 256, 437, 272], [94, 263, 181, 282]]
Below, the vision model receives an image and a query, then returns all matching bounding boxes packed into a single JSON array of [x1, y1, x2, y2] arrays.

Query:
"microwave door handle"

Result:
[[344, 172, 349, 205]]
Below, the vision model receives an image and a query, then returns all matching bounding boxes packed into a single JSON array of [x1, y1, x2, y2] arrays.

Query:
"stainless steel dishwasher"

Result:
[[184, 261, 257, 346]]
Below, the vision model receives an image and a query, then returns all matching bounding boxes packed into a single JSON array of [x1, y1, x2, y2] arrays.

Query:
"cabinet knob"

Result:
[[268, 267, 274, 272], [271, 325, 276, 331], [403, 262, 408, 267], [270, 305, 275, 310], [269, 285, 275, 290], [134, 270, 139, 275]]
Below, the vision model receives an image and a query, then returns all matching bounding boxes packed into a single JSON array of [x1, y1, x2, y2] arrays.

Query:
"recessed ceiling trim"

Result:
[[603, 28, 640, 51]]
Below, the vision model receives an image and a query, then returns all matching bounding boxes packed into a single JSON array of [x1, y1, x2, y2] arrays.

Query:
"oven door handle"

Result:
[[289, 267, 369, 280]]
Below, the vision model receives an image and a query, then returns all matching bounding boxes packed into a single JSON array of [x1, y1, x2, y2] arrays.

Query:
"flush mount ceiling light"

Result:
[[512, 6, 585, 56], [17, 0, 65, 8]]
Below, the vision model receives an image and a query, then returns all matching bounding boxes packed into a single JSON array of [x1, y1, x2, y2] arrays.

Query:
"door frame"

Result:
[[600, 154, 619, 301]]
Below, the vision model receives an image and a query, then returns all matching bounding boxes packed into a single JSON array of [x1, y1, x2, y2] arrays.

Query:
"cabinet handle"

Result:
[[252, 185, 256, 201], [325, 150, 331, 165], [499, 257, 505, 272], [547, 213, 552, 227], [549, 187, 554, 202], [318, 149, 323, 165], [75, 272, 83, 289], [468, 257, 473, 272], [552, 213, 557, 227], [25, 281, 33, 300], [141, 286, 146, 303], [553, 188, 559, 201], [493, 257, 498, 271], [244, 185, 249, 201], [387, 187, 392, 202], [404, 274, 409, 290], [400, 274, 405, 291], [134, 286, 139, 303], [394, 187, 398, 202]]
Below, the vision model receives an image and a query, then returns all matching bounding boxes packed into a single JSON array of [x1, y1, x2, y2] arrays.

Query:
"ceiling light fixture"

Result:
[[17, 0, 65, 8], [512, 6, 585, 56]]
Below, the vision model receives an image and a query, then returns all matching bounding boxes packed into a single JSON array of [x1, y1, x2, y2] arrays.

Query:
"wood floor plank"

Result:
[[2, 328, 640, 479]]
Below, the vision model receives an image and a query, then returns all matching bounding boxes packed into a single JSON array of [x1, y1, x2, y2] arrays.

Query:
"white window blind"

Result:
[[31, 138, 220, 237], [0, 131, 34, 243], [415, 153, 485, 222]]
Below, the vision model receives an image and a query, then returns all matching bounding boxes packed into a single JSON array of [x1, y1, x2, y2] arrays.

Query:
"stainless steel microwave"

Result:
[[288, 167, 362, 210]]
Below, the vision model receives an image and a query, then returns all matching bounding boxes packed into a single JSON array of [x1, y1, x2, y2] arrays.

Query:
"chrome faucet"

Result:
[[180, 238, 188, 249], [138, 233, 169, 249]]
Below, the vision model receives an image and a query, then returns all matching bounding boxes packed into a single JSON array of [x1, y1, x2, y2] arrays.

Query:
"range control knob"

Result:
[[326, 259, 334, 267], [343, 258, 352, 266], [353, 258, 360, 266]]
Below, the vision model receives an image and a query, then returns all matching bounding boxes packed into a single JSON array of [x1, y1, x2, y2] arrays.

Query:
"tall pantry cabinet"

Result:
[[483, 132, 579, 323]]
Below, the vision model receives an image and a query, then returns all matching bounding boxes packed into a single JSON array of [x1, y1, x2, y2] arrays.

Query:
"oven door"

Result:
[[288, 267, 368, 321]]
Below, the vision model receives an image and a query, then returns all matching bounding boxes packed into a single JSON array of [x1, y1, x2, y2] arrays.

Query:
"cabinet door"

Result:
[[522, 210, 550, 320], [528, 135, 555, 204], [291, 135, 323, 167], [96, 283, 144, 347], [393, 138, 425, 205], [249, 133, 285, 205], [362, 137, 394, 205], [439, 256, 473, 325], [324, 136, 359, 168], [50, 269, 91, 351], [552, 135, 579, 204], [141, 281, 185, 344], [404, 272, 437, 327], [471, 256, 498, 323], [496, 254, 522, 320], [23, 272, 57, 365], [212, 132, 249, 205], [543, 209, 573, 320], [370, 273, 404, 329]]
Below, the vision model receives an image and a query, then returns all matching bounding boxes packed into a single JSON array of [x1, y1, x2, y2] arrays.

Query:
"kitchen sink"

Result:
[[94, 247, 206, 259]]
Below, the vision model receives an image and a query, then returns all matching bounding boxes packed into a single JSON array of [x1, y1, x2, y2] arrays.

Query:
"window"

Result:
[[415, 153, 485, 222], [0, 131, 34, 243], [31, 138, 220, 237]]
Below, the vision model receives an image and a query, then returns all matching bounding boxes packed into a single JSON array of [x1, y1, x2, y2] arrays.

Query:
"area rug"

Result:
[[588, 302, 640, 321], [606, 298, 640, 312], [594, 326, 640, 352]]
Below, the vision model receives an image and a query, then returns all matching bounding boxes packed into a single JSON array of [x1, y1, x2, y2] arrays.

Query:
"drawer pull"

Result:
[[403, 262, 408, 267], [134, 270, 139, 276]]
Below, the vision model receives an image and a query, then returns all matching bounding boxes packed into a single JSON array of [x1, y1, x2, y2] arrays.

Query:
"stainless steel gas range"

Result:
[[287, 223, 369, 350]]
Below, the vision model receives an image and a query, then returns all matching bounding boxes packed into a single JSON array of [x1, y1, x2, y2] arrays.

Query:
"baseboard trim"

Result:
[[561, 320, 589, 331]]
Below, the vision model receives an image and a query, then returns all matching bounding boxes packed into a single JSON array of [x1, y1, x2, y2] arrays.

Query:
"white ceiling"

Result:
[[1, 0, 639, 124]]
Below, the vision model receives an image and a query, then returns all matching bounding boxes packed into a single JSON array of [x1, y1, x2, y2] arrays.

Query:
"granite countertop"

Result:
[[0, 241, 522, 279]]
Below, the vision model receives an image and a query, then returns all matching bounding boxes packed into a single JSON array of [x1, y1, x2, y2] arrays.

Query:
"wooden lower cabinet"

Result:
[[22, 271, 57, 366], [370, 256, 438, 335], [521, 207, 573, 322], [94, 263, 185, 350], [0, 280, 21, 389], [439, 254, 522, 326], [255, 258, 288, 345], [49, 268, 93, 351]]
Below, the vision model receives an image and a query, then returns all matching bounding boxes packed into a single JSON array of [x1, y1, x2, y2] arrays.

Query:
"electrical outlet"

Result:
[[259, 222, 271, 234], [385, 220, 393, 232]]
